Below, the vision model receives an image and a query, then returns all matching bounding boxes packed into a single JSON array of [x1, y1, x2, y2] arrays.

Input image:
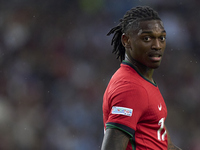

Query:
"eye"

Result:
[[160, 36, 166, 41], [143, 36, 151, 42]]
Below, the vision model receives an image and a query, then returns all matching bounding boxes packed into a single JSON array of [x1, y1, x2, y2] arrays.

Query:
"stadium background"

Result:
[[0, 0, 199, 149]]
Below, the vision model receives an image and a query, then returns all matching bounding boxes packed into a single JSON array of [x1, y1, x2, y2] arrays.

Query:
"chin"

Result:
[[152, 66, 160, 69], [148, 63, 161, 69]]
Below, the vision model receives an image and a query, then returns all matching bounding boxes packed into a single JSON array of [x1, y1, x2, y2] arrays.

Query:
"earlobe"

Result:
[[121, 33, 131, 48]]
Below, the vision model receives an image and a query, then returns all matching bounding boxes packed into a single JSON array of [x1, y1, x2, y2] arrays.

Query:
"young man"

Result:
[[101, 6, 181, 150]]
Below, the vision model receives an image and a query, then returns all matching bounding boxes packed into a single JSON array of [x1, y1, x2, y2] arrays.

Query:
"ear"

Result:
[[121, 33, 131, 49]]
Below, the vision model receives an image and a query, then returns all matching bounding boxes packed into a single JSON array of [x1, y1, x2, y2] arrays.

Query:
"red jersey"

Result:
[[103, 61, 168, 150]]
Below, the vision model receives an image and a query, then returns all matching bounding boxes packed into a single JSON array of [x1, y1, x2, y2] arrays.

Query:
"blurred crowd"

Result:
[[0, 0, 199, 149]]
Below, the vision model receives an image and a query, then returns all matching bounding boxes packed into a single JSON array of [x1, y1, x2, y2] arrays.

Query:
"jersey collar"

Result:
[[122, 60, 157, 86]]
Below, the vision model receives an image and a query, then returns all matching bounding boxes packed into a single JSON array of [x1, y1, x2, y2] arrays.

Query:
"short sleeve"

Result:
[[106, 82, 149, 133]]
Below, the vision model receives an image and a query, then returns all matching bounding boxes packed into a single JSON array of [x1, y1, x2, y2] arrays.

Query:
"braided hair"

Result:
[[107, 6, 161, 62]]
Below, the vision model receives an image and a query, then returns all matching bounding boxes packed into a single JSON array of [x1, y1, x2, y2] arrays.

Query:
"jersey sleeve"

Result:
[[105, 82, 149, 137]]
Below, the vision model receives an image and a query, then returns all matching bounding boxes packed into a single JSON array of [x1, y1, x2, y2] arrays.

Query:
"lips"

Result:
[[148, 52, 162, 61]]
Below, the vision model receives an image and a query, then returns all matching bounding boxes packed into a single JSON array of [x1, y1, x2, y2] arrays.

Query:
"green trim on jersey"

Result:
[[122, 60, 157, 87], [106, 123, 133, 137], [106, 123, 136, 150], [130, 138, 136, 150]]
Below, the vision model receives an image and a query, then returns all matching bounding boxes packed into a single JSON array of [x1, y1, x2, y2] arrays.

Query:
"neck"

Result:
[[125, 55, 154, 83]]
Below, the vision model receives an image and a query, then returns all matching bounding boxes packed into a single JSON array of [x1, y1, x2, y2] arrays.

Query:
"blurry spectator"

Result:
[[0, 0, 198, 149]]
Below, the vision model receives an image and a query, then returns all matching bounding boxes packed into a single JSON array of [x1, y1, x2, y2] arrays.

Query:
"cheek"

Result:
[[162, 43, 166, 51], [132, 44, 149, 58], [136, 43, 150, 53], [131, 40, 145, 49]]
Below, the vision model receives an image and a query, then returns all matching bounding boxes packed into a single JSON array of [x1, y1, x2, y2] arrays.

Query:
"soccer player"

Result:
[[101, 6, 182, 150]]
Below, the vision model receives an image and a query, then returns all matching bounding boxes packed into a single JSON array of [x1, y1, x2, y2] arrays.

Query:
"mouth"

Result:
[[148, 54, 162, 61]]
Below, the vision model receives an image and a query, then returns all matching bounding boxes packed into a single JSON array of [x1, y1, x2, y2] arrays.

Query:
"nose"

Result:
[[151, 39, 161, 50]]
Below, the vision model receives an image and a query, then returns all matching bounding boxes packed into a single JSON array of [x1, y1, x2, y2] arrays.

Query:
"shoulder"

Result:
[[104, 64, 151, 104], [107, 66, 146, 94], [105, 72, 149, 105], [110, 64, 143, 86]]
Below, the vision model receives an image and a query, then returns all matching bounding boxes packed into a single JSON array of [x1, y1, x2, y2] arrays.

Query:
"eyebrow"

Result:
[[140, 30, 166, 34]]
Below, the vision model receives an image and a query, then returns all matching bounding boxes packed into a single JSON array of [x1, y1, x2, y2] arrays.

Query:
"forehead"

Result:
[[139, 20, 164, 29], [130, 20, 165, 35]]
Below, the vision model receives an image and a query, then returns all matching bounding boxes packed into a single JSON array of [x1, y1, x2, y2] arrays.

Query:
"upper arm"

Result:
[[101, 128, 130, 150], [107, 85, 148, 130]]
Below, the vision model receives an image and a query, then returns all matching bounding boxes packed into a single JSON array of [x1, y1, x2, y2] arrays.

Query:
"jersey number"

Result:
[[157, 117, 167, 141]]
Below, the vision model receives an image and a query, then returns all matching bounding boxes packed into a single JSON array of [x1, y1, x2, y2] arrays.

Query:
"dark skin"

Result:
[[101, 20, 181, 150], [101, 128, 181, 150], [101, 128, 129, 150], [123, 20, 166, 82]]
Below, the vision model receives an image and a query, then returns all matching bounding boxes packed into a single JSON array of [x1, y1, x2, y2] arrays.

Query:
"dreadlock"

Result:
[[107, 6, 161, 62]]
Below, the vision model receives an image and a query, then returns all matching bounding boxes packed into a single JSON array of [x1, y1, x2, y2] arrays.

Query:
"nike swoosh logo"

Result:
[[158, 103, 162, 111]]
